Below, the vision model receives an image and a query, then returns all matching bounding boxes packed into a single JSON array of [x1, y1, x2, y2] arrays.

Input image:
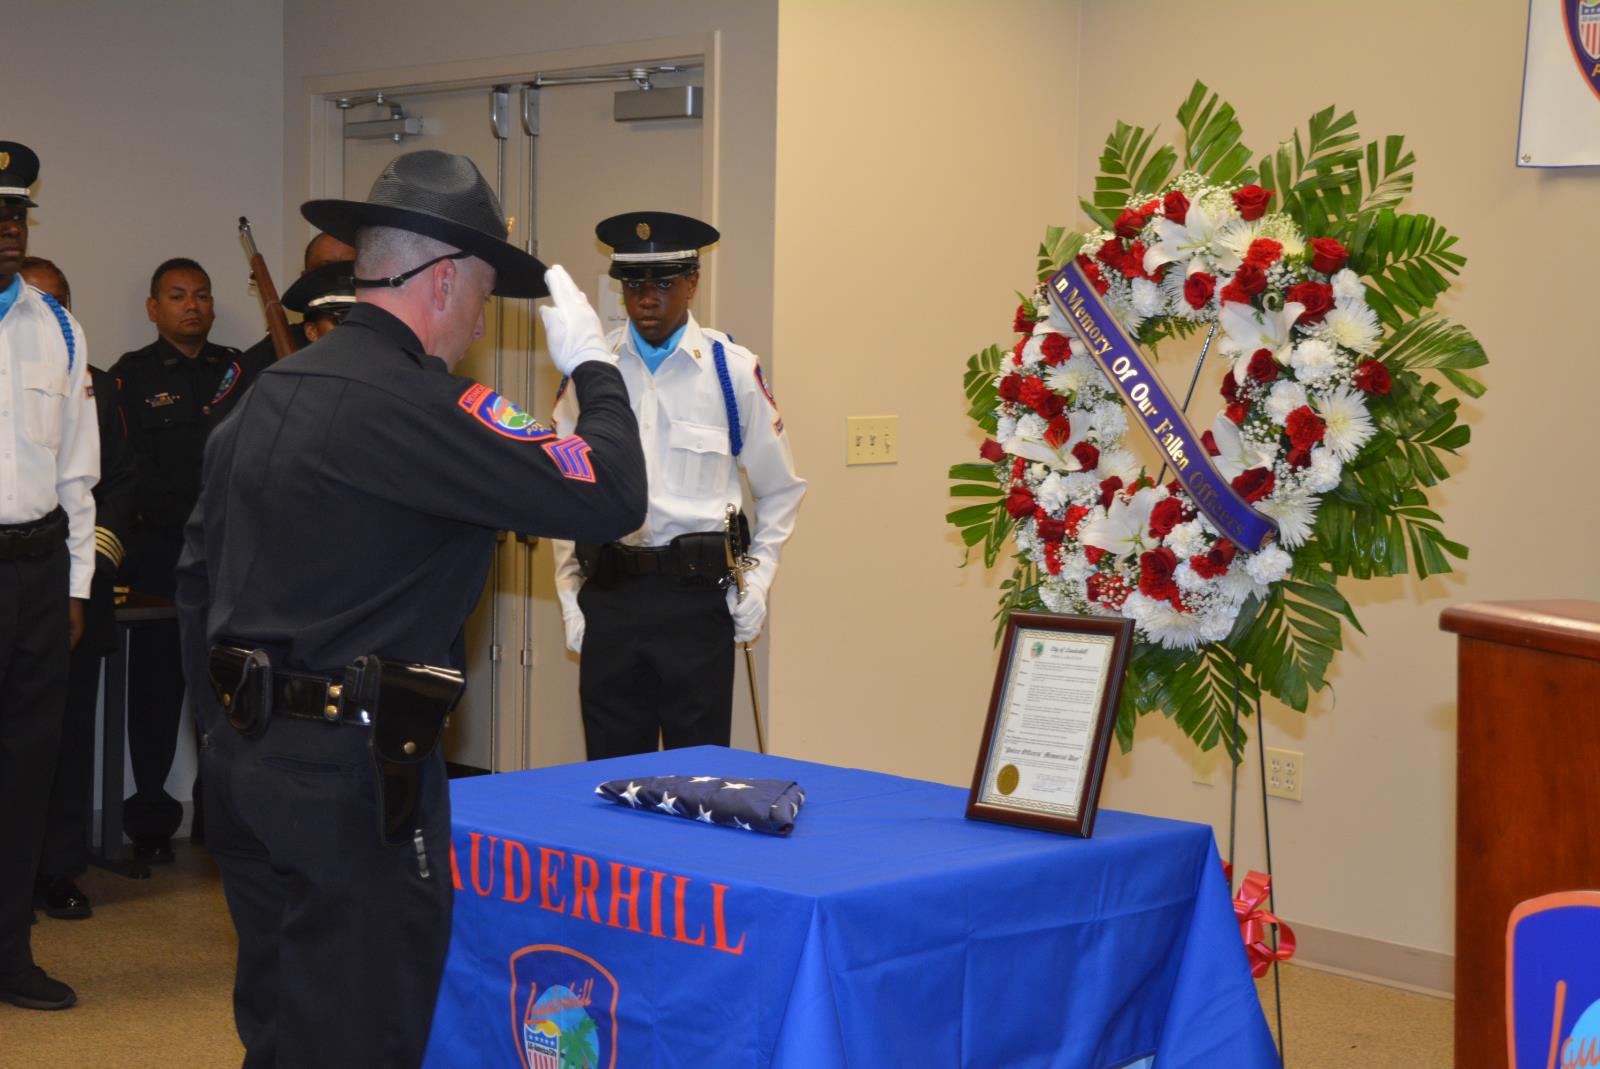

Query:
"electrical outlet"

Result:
[[846, 416, 898, 465], [1265, 747, 1303, 801]]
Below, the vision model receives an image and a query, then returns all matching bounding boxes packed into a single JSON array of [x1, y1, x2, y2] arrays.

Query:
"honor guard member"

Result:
[[111, 256, 252, 862], [175, 149, 645, 1068], [237, 232, 355, 370], [0, 143, 99, 1010], [279, 260, 356, 343], [552, 212, 806, 760], [21, 259, 136, 922]]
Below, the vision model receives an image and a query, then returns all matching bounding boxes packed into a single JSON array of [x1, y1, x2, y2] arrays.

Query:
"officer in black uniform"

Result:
[[237, 231, 355, 369], [111, 257, 254, 861], [279, 260, 355, 342], [175, 149, 645, 1068], [20, 258, 136, 921]]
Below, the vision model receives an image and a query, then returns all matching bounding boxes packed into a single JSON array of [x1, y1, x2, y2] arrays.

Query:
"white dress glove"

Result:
[[539, 265, 613, 376], [562, 606, 585, 654], [726, 584, 768, 644]]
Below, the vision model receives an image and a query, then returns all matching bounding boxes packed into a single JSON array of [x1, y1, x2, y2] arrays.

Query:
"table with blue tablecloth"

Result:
[[423, 746, 1278, 1069]]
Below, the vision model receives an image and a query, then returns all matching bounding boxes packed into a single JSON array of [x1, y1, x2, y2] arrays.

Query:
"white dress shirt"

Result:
[[0, 283, 99, 597], [552, 313, 805, 611]]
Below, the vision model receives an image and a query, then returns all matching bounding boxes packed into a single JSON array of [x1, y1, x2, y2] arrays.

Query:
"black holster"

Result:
[[209, 644, 273, 738], [351, 654, 465, 845]]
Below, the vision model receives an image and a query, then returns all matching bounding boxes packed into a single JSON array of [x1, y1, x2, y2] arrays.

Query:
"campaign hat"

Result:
[[0, 142, 40, 207], [301, 150, 547, 298], [597, 211, 719, 281], [282, 262, 356, 317]]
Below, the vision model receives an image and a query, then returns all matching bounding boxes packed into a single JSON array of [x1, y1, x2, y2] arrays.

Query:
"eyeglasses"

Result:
[[622, 278, 683, 294]]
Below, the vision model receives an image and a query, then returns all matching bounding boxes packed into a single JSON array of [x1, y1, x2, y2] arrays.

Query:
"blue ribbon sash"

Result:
[[1045, 260, 1278, 553]]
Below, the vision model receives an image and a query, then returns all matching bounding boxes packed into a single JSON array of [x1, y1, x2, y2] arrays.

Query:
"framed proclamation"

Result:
[[966, 612, 1133, 838]]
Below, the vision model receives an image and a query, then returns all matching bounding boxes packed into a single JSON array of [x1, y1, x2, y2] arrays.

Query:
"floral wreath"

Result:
[[950, 83, 1487, 753]]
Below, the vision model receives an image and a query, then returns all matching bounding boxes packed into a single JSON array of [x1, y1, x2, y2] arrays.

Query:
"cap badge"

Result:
[[0, 152, 10, 170], [636, 221, 651, 240]]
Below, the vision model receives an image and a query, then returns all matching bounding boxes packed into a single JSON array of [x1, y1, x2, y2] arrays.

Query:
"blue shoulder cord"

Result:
[[38, 291, 75, 370]]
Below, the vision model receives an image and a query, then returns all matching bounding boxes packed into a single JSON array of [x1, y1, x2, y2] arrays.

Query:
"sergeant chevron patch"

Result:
[[543, 435, 595, 482]]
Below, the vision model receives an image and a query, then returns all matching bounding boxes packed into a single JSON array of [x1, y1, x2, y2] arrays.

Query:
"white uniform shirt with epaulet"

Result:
[[551, 313, 804, 609], [0, 283, 99, 597]]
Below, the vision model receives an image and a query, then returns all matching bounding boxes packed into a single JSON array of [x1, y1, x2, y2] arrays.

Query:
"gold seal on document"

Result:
[[636, 221, 651, 240], [996, 763, 1020, 796]]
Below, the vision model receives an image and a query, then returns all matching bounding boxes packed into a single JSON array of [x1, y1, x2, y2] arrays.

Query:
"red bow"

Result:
[[1223, 862, 1297, 978]]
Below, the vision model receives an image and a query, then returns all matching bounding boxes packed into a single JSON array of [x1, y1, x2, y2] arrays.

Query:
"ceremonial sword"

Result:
[[724, 504, 767, 754]]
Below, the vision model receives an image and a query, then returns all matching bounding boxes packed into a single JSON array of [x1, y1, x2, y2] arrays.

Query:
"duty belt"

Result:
[[578, 531, 730, 584], [0, 507, 67, 561]]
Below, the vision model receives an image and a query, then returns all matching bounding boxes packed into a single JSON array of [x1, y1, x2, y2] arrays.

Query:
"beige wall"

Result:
[[6, 1, 285, 366]]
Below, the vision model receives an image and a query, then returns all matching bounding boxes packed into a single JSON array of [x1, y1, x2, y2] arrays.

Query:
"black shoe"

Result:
[[0, 966, 76, 1010], [132, 838, 175, 865], [33, 877, 92, 920]]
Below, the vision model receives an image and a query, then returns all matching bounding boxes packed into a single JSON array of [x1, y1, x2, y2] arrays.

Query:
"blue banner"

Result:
[[1045, 260, 1279, 553]]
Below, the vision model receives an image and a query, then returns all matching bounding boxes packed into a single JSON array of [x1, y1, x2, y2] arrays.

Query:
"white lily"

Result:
[[1208, 412, 1278, 482], [1142, 199, 1241, 277], [1080, 486, 1162, 561], [1001, 416, 1092, 472], [1218, 300, 1304, 383]]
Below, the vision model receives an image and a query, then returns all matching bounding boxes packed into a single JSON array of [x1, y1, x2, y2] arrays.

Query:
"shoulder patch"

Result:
[[209, 362, 241, 406], [84, 382, 95, 399], [754, 364, 778, 409], [457, 382, 554, 441], [543, 435, 596, 482]]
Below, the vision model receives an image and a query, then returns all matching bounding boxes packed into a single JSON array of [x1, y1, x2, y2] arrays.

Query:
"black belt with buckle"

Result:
[[0, 507, 67, 561], [578, 532, 728, 583]]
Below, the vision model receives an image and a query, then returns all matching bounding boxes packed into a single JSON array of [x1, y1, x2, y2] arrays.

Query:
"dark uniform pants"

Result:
[[578, 573, 735, 760], [37, 639, 102, 880], [200, 712, 452, 1069], [125, 616, 187, 841], [0, 541, 69, 979]]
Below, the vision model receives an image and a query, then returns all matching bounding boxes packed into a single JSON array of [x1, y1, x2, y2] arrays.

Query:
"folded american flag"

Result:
[[595, 775, 805, 837]]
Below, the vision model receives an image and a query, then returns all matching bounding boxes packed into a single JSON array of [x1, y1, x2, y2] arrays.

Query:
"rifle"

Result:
[[238, 216, 298, 360], [724, 504, 767, 754]]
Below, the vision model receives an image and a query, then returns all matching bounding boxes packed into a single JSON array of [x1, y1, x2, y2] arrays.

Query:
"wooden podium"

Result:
[[1440, 600, 1600, 1068]]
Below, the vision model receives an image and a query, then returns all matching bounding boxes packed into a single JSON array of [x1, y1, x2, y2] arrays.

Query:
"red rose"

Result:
[[1245, 238, 1283, 268], [1084, 546, 1106, 566], [1005, 486, 1037, 519], [1149, 263, 1169, 284], [1218, 281, 1250, 306], [1071, 440, 1100, 472], [1064, 504, 1090, 536], [1309, 237, 1348, 275], [1220, 372, 1241, 404], [979, 438, 1004, 462], [1148, 497, 1188, 538], [1122, 241, 1149, 280], [1114, 208, 1145, 239], [1231, 467, 1276, 503], [1036, 517, 1067, 542], [1286, 405, 1326, 450], [1286, 281, 1334, 325], [1285, 445, 1312, 469], [1018, 375, 1053, 414], [1095, 238, 1123, 269], [1077, 255, 1110, 295], [1201, 429, 1220, 456], [1138, 198, 1161, 219], [1041, 393, 1065, 419], [1354, 359, 1392, 395], [998, 374, 1022, 403], [1138, 546, 1180, 601], [1163, 190, 1190, 224], [1013, 305, 1034, 333], [1246, 348, 1278, 384], [1189, 539, 1237, 579], [1044, 415, 1073, 448], [1098, 475, 1124, 509], [1234, 263, 1268, 296], [1040, 333, 1070, 365], [1011, 338, 1027, 365], [1183, 272, 1216, 310], [1226, 401, 1250, 426], [1232, 184, 1274, 221]]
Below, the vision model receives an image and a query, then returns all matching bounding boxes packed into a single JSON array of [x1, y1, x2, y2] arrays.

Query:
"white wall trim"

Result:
[[1284, 919, 1454, 998]]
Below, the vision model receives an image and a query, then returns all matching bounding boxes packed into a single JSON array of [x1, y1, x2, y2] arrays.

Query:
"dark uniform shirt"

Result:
[[175, 303, 645, 679], [83, 366, 136, 655], [111, 337, 256, 595], [237, 322, 308, 373]]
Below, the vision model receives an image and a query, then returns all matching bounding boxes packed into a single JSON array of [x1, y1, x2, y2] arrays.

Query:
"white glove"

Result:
[[726, 584, 768, 644], [562, 606, 585, 654], [539, 265, 613, 376]]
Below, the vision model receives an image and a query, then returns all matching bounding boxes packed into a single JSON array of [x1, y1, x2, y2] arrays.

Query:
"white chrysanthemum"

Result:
[[1035, 472, 1068, 513], [1080, 486, 1161, 561], [1039, 582, 1069, 613], [1124, 591, 1206, 649], [1131, 277, 1164, 318], [1097, 447, 1142, 484], [1062, 472, 1102, 504], [1018, 334, 1046, 368], [1166, 519, 1210, 559], [1219, 300, 1304, 382], [995, 413, 1017, 444], [1316, 386, 1376, 461], [1257, 483, 1319, 549], [1198, 609, 1238, 643], [1015, 413, 1047, 442], [1089, 402, 1128, 440], [1330, 268, 1366, 305], [1016, 524, 1038, 552], [1245, 544, 1293, 585], [1264, 379, 1309, 425], [1288, 338, 1340, 387], [1057, 550, 1095, 584], [1306, 446, 1342, 493], [1175, 561, 1208, 593], [1209, 413, 1278, 481], [1214, 217, 1263, 263], [1322, 302, 1381, 353]]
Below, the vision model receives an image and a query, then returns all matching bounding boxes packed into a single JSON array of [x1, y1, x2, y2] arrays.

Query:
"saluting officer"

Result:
[[175, 149, 645, 1068], [551, 212, 806, 760], [111, 256, 252, 861], [0, 143, 98, 1011]]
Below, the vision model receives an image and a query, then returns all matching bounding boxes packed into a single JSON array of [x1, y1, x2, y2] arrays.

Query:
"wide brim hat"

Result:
[[282, 262, 356, 316], [0, 142, 40, 208], [597, 211, 719, 282], [301, 150, 547, 298]]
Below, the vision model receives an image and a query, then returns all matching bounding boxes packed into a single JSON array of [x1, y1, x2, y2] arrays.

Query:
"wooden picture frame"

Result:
[[966, 611, 1134, 838]]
